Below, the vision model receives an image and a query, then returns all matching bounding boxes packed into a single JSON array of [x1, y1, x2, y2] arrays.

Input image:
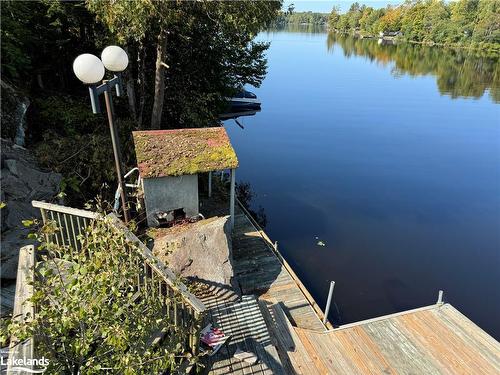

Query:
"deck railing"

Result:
[[31, 200, 206, 354], [7, 245, 35, 375]]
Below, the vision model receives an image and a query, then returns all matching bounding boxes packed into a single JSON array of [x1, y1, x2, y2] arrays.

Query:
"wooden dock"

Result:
[[199, 291, 285, 375], [196, 202, 328, 374], [288, 303, 500, 374], [231, 205, 326, 332], [198, 198, 500, 374]]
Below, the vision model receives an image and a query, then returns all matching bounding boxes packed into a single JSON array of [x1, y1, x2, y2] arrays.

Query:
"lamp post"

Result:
[[73, 46, 130, 223]]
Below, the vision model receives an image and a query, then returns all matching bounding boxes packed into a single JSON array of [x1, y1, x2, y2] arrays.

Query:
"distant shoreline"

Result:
[[327, 29, 500, 56]]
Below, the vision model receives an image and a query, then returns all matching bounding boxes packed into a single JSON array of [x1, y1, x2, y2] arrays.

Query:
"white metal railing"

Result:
[[31, 200, 206, 353], [7, 245, 35, 375]]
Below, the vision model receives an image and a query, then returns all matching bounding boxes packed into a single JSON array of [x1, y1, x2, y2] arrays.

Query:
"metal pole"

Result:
[[208, 171, 212, 198], [437, 290, 444, 305], [106, 92, 125, 171], [230, 169, 235, 230], [88, 85, 100, 113], [103, 89, 129, 224], [323, 281, 335, 325]]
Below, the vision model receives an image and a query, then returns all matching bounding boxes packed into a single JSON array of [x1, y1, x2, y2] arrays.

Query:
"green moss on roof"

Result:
[[133, 127, 239, 178]]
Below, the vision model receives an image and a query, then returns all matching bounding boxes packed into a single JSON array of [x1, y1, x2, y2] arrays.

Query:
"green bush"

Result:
[[30, 96, 105, 139], [31, 95, 137, 205], [7, 215, 197, 374]]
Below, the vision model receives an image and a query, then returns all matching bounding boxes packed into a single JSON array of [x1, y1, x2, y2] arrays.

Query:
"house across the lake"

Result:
[[379, 30, 403, 38]]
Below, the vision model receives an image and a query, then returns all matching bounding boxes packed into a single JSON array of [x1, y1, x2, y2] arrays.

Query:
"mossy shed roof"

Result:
[[133, 127, 238, 178]]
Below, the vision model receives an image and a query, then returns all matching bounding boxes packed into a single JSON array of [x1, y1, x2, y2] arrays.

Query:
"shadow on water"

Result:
[[327, 33, 500, 103], [219, 109, 261, 122]]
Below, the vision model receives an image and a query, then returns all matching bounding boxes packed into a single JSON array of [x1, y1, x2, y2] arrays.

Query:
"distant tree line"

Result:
[[328, 0, 499, 51], [273, 10, 329, 27]]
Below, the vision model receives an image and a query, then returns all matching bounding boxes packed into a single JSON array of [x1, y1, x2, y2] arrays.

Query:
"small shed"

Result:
[[133, 127, 239, 228]]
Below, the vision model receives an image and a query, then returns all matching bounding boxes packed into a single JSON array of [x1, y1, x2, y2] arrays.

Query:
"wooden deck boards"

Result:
[[232, 210, 325, 332], [200, 293, 286, 375], [200, 196, 500, 374], [291, 304, 500, 374]]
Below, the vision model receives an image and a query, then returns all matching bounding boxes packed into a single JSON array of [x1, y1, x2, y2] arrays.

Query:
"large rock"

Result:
[[1, 138, 62, 279], [151, 216, 236, 292]]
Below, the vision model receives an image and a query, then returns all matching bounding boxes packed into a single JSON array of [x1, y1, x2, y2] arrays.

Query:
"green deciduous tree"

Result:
[[473, 0, 500, 44], [87, 0, 282, 129], [329, 7, 341, 30], [327, 0, 499, 50]]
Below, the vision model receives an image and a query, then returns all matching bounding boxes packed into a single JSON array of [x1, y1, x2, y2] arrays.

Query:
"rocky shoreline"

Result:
[[1, 138, 61, 315]]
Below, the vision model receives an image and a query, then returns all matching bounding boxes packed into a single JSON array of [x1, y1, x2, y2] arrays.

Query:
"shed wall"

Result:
[[143, 175, 199, 227]]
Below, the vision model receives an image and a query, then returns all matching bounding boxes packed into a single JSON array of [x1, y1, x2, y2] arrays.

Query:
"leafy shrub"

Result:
[[31, 95, 137, 205], [29, 96, 105, 140], [8, 215, 197, 374]]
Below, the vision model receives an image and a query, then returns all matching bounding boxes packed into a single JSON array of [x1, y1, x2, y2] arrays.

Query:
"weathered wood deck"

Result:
[[199, 199, 500, 374], [231, 207, 326, 332], [196, 200, 328, 374], [199, 291, 285, 375], [288, 303, 500, 374]]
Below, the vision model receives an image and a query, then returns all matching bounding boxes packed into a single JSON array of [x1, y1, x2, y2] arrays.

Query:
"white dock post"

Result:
[[437, 290, 444, 305], [323, 281, 335, 325], [230, 168, 236, 230], [208, 171, 212, 198]]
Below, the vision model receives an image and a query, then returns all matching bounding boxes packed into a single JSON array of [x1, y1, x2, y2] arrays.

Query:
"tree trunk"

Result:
[[150, 29, 168, 129], [137, 43, 146, 129], [126, 78, 137, 120], [124, 45, 137, 121], [36, 73, 45, 90]]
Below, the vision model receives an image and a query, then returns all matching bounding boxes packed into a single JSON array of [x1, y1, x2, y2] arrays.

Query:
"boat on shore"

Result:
[[226, 89, 261, 110]]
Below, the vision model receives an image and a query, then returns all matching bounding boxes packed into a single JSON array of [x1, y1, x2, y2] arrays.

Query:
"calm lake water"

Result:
[[224, 29, 500, 339]]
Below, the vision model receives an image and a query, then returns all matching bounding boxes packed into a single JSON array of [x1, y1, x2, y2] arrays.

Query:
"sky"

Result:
[[283, 1, 404, 13]]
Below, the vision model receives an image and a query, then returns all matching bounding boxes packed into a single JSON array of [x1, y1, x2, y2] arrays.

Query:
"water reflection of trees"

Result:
[[236, 181, 268, 228], [267, 24, 327, 35], [327, 33, 500, 103]]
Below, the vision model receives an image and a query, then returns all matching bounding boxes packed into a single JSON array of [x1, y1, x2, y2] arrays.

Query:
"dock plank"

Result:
[[291, 303, 500, 375], [363, 319, 441, 374], [202, 293, 285, 375], [232, 205, 325, 332]]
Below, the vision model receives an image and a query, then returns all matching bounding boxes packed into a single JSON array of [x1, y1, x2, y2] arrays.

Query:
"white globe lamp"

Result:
[[72, 54, 105, 84], [101, 46, 129, 72]]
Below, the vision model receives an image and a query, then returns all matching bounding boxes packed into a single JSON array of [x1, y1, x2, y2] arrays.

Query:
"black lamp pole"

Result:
[[88, 75, 129, 223]]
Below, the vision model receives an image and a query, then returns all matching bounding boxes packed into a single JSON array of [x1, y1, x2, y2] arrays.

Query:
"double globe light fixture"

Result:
[[72, 46, 130, 223], [73, 45, 129, 113]]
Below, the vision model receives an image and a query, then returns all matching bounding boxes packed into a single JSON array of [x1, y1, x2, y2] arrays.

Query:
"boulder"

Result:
[[151, 216, 236, 292]]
